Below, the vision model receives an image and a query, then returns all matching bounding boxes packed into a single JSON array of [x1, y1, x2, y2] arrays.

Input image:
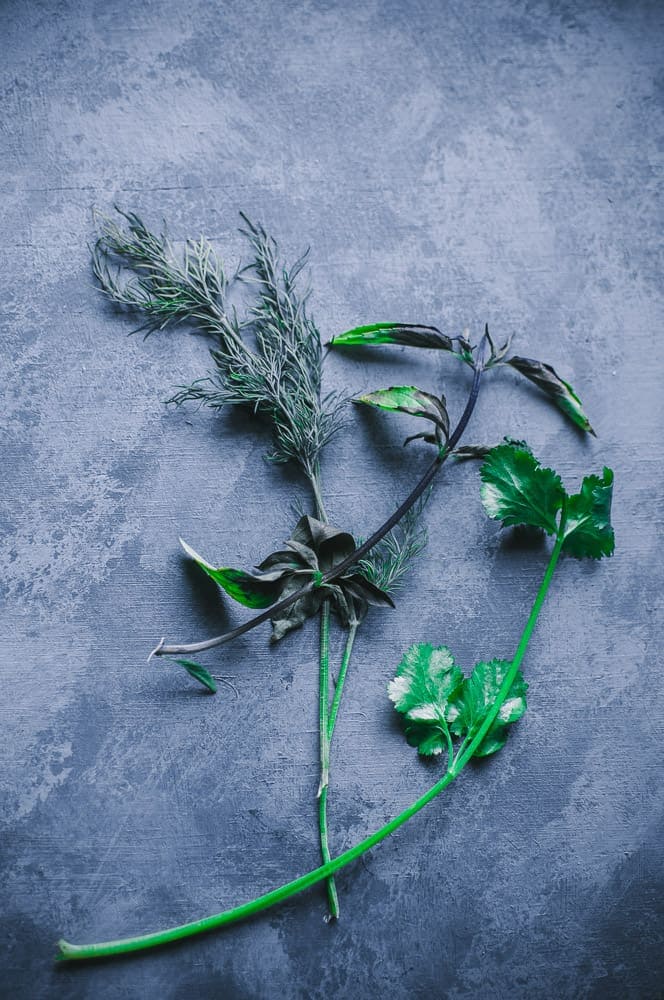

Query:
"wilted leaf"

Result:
[[507, 356, 595, 435], [330, 322, 454, 352]]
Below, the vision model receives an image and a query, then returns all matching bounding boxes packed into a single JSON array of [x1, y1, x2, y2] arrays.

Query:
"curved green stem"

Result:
[[451, 527, 565, 776], [328, 620, 359, 742], [57, 529, 565, 963], [58, 769, 456, 961]]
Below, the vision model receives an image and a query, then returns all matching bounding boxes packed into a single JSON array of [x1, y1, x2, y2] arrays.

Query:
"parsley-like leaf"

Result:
[[480, 444, 564, 535], [447, 659, 528, 757], [388, 644, 463, 756], [562, 467, 615, 559]]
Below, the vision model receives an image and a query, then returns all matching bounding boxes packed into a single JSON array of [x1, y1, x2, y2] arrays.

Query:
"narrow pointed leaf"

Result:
[[480, 444, 565, 535], [355, 386, 449, 438], [563, 467, 615, 559], [447, 659, 528, 757], [179, 538, 283, 608], [507, 356, 595, 435], [330, 323, 454, 352], [174, 659, 217, 694]]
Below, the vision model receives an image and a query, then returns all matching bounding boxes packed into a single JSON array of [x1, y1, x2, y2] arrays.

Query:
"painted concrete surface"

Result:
[[2, 1, 663, 996]]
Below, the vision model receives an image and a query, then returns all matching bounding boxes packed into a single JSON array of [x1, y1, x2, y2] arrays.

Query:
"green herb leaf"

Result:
[[329, 322, 454, 352], [180, 538, 282, 608], [507, 356, 595, 435], [175, 659, 217, 694], [562, 467, 615, 559], [447, 659, 528, 757], [480, 444, 565, 535], [354, 386, 449, 439], [388, 644, 463, 756]]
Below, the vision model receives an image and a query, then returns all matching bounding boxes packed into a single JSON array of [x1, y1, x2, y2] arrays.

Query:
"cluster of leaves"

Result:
[[389, 442, 614, 760], [480, 442, 614, 558], [331, 322, 594, 436], [389, 645, 527, 758], [180, 515, 394, 642]]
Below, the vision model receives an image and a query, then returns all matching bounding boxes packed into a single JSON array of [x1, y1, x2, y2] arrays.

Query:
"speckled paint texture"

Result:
[[2, 0, 663, 996]]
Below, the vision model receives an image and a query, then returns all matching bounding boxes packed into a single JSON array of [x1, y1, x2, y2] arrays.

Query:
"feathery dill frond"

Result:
[[357, 492, 430, 595], [93, 208, 346, 492]]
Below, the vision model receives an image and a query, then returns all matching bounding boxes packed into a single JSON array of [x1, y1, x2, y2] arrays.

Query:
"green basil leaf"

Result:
[[180, 538, 283, 608], [507, 356, 595, 435], [354, 386, 449, 438], [329, 323, 454, 352]]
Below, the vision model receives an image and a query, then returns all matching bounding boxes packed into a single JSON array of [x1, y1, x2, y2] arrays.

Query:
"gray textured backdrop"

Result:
[[2, 1, 663, 997]]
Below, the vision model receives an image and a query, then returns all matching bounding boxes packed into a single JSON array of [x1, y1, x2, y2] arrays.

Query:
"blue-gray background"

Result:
[[2, 1, 663, 997]]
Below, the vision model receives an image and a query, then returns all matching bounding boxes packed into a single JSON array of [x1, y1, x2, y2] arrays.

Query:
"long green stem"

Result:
[[317, 600, 339, 917], [57, 533, 564, 963], [328, 620, 359, 742], [452, 526, 565, 775]]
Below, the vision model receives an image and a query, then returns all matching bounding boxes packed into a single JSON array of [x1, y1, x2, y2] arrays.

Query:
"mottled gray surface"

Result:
[[2, 0, 663, 997]]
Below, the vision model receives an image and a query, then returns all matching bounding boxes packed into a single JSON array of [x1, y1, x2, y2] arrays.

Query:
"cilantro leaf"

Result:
[[480, 444, 565, 535], [388, 644, 463, 756], [447, 659, 528, 757], [175, 659, 217, 694], [562, 467, 615, 559]]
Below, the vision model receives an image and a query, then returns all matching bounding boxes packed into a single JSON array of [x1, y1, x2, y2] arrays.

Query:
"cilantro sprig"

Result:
[[58, 443, 614, 961]]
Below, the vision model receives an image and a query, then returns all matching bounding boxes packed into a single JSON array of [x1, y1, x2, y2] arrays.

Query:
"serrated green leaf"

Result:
[[180, 538, 283, 608], [562, 467, 615, 559], [507, 356, 595, 435], [479, 444, 565, 535], [447, 659, 528, 757], [175, 659, 217, 694], [330, 323, 454, 352], [388, 644, 463, 756], [355, 386, 449, 438]]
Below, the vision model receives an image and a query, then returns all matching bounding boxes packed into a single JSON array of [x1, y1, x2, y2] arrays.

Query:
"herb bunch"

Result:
[[58, 209, 607, 959]]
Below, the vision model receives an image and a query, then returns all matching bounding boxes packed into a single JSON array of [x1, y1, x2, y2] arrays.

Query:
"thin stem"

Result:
[[58, 770, 456, 961], [316, 601, 339, 916], [328, 620, 359, 742], [451, 524, 566, 776], [152, 351, 486, 658], [57, 523, 563, 964]]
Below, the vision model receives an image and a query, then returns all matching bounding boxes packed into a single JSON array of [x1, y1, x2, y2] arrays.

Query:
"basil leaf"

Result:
[[180, 538, 283, 608], [354, 386, 449, 439], [507, 356, 595, 435], [330, 323, 454, 352]]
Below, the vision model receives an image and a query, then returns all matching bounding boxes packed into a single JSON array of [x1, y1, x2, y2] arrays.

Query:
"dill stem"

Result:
[[152, 352, 486, 659], [57, 520, 562, 964]]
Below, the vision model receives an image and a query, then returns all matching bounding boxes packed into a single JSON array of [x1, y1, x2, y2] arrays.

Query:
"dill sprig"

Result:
[[92, 208, 346, 507], [357, 493, 429, 595]]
